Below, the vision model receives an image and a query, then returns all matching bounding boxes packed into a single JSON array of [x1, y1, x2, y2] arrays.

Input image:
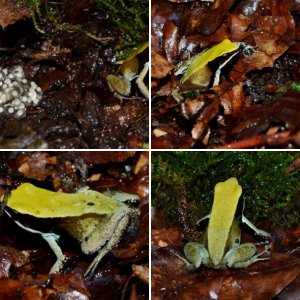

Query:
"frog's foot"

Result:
[[224, 243, 269, 269], [136, 62, 149, 98], [173, 251, 197, 272], [183, 242, 209, 271], [229, 253, 269, 269]]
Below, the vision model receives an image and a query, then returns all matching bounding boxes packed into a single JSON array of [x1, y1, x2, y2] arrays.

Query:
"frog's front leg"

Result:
[[222, 243, 269, 268], [42, 233, 67, 274], [5, 210, 67, 275], [241, 215, 271, 240], [180, 242, 209, 271], [84, 206, 139, 278], [136, 62, 149, 98]]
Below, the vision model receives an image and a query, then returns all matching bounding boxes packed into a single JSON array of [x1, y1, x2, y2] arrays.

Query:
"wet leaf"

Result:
[[152, 0, 300, 148], [152, 222, 300, 299], [151, 50, 175, 79], [0, 0, 30, 28], [0, 246, 30, 279], [17, 152, 55, 181]]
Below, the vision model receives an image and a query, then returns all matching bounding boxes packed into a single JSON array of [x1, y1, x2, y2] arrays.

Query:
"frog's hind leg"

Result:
[[224, 243, 269, 269], [84, 206, 139, 279], [175, 242, 209, 271]]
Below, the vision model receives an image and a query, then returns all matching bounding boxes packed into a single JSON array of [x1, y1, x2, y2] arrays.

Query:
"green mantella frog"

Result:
[[1, 183, 140, 278], [178, 178, 271, 271], [106, 42, 149, 100]]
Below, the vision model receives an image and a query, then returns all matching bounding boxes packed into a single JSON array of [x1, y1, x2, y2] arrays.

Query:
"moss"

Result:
[[16, 0, 44, 33], [152, 152, 300, 228], [278, 82, 300, 93], [16, 0, 148, 58], [94, 0, 148, 59]]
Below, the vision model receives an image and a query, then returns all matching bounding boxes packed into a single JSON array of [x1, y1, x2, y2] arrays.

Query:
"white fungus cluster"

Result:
[[0, 66, 43, 118]]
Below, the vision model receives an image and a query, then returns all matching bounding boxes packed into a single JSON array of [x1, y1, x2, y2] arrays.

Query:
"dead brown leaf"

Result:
[[17, 152, 55, 181], [0, 0, 30, 28], [151, 50, 175, 79]]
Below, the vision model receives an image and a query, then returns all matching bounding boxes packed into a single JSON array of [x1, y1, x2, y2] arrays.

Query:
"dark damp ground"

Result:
[[0, 1, 149, 149]]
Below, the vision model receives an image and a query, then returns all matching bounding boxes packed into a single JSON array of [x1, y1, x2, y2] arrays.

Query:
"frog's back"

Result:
[[6, 183, 124, 218], [207, 178, 242, 266]]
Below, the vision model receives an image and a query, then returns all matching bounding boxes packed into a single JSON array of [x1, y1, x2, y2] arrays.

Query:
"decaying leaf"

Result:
[[151, 0, 300, 148], [0, 0, 30, 28]]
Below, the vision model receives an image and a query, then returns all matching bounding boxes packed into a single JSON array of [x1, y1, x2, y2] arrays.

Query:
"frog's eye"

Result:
[[87, 202, 95, 206]]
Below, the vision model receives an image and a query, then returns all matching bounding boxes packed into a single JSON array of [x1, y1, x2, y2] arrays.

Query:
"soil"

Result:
[[0, 0, 149, 149]]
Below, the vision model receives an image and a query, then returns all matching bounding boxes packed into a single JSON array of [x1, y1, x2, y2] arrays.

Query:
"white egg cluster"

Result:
[[0, 66, 43, 118]]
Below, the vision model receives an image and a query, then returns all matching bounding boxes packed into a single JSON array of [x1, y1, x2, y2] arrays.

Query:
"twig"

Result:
[[19, 48, 71, 60], [215, 131, 293, 149]]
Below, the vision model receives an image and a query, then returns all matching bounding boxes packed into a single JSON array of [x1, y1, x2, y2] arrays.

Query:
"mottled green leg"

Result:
[[84, 207, 132, 279], [224, 243, 269, 268], [177, 242, 209, 271]]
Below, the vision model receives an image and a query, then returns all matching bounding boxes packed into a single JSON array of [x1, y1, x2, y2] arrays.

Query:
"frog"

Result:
[[106, 42, 149, 100], [0, 183, 140, 278], [172, 39, 255, 102], [177, 177, 271, 271]]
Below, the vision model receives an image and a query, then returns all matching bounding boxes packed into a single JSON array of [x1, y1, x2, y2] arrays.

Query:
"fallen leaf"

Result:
[[0, 0, 30, 28]]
